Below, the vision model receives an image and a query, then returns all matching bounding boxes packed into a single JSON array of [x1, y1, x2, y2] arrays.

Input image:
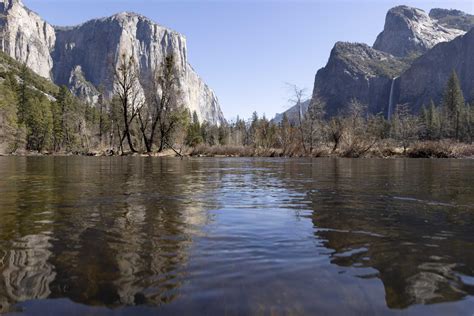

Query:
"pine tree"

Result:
[[186, 111, 203, 146], [25, 95, 53, 151], [460, 102, 473, 143], [17, 64, 31, 125], [421, 100, 441, 140], [442, 70, 465, 139], [52, 86, 75, 151]]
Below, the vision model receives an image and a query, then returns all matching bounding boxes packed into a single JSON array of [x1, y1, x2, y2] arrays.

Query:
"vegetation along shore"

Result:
[[0, 50, 471, 158]]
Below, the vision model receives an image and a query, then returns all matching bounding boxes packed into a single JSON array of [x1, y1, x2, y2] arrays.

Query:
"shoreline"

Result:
[[2, 141, 473, 159]]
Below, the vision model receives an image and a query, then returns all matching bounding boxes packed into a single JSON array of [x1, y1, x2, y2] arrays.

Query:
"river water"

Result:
[[0, 157, 473, 315]]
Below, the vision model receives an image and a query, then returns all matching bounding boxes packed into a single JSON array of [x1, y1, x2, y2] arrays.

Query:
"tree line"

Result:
[[0, 54, 190, 154], [190, 70, 472, 157], [0, 55, 472, 156]]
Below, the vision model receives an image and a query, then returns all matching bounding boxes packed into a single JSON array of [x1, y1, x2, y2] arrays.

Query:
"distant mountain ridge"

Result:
[[0, 0, 225, 125]]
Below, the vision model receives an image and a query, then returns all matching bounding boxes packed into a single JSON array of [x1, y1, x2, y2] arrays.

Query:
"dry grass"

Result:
[[189, 141, 474, 159], [4, 141, 473, 159]]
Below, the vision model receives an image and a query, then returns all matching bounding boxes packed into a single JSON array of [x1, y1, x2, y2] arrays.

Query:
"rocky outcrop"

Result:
[[396, 28, 474, 111], [429, 8, 474, 32], [0, 1, 225, 125], [311, 42, 408, 116], [373, 6, 465, 57], [68, 65, 100, 105], [0, 0, 55, 78]]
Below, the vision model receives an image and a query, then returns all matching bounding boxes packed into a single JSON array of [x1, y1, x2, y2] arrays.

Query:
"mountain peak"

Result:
[[112, 11, 148, 21], [430, 8, 468, 18], [388, 5, 425, 18], [429, 8, 474, 31], [373, 5, 465, 57]]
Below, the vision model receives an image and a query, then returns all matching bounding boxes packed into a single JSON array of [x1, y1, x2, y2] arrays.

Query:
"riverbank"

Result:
[[189, 141, 474, 159], [0, 148, 180, 158], [1, 141, 473, 158]]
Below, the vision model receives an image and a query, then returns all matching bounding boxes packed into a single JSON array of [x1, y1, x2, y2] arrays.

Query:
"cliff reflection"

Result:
[[0, 157, 215, 310], [0, 234, 56, 313], [298, 159, 474, 309], [0, 157, 473, 314]]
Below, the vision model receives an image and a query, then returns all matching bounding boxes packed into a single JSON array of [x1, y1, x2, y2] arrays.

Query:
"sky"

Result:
[[23, 0, 474, 121]]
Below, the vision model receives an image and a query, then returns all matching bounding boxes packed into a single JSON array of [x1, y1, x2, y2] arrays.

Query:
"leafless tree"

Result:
[[138, 54, 182, 153], [326, 116, 344, 153], [287, 83, 307, 153], [342, 99, 379, 157], [114, 54, 143, 153], [391, 103, 421, 153], [304, 96, 325, 153], [277, 113, 293, 154]]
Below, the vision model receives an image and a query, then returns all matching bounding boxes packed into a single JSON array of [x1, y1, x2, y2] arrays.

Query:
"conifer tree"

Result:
[[442, 70, 465, 139]]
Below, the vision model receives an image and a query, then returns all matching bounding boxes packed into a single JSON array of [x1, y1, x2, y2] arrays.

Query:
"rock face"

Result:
[[311, 42, 408, 116], [285, 5, 473, 122], [0, 0, 55, 78], [429, 8, 474, 32], [373, 6, 465, 57], [0, 1, 225, 125], [396, 28, 474, 111]]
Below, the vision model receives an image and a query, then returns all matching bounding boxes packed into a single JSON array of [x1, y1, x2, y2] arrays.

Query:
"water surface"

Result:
[[0, 157, 473, 315]]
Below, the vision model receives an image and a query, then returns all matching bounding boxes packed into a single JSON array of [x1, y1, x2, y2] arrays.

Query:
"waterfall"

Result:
[[387, 77, 398, 120]]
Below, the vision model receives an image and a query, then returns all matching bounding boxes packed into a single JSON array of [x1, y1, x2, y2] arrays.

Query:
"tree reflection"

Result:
[[0, 157, 214, 310], [0, 157, 57, 313], [44, 157, 213, 307]]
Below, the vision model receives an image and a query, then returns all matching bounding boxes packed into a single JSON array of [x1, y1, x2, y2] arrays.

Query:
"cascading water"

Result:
[[387, 77, 398, 120]]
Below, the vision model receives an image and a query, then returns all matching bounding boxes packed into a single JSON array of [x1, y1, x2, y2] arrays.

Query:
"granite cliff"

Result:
[[274, 5, 473, 121], [373, 6, 466, 58], [396, 28, 474, 111], [311, 42, 408, 117], [0, 0, 225, 124]]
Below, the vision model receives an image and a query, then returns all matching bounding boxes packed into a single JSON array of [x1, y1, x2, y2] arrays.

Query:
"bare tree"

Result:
[[391, 103, 420, 153], [326, 116, 344, 153], [342, 99, 379, 157], [304, 96, 325, 153], [278, 113, 293, 154], [114, 54, 142, 153], [287, 84, 307, 153], [138, 54, 181, 153]]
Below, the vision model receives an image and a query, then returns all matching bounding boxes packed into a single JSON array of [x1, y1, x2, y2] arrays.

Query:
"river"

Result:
[[0, 157, 473, 315]]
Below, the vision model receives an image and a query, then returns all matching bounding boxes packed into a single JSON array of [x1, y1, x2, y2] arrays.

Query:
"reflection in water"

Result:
[[0, 234, 55, 313], [302, 159, 474, 309], [0, 157, 472, 315]]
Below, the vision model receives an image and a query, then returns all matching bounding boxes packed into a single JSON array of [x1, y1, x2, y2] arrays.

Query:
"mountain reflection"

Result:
[[0, 157, 213, 311], [0, 157, 473, 314], [299, 159, 474, 309]]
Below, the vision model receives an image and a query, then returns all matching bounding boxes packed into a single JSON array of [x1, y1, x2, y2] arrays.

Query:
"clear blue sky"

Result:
[[24, 0, 473, 121]]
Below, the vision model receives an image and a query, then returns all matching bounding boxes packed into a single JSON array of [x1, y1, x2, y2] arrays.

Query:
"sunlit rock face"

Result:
[[429, 8, 474, 32], [0, 0, 55, 78], [373, 6, 465, 57], [0, 1, 225, 125]]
